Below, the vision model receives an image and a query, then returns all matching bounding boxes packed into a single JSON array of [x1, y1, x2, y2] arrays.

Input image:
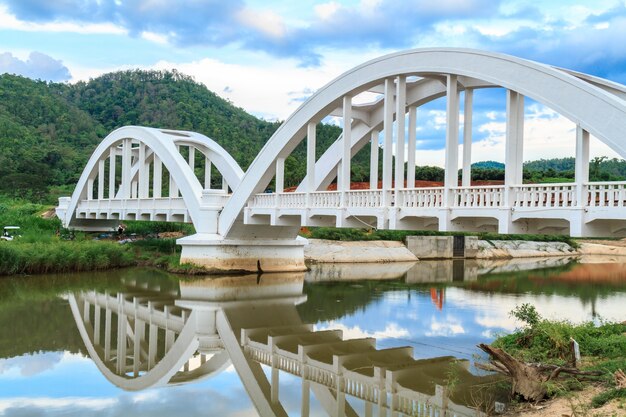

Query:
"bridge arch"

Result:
[[58, 126, 244, 233], [221, 48, 626, 237]]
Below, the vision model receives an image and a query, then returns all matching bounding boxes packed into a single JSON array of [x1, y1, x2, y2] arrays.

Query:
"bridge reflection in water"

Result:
[[69, 272, 504, 417]]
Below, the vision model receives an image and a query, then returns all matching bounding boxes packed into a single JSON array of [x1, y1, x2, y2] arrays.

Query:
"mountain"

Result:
[[0, 70, 624, 202], [0, 70, 372, 201], [472, 160, 505, 169]]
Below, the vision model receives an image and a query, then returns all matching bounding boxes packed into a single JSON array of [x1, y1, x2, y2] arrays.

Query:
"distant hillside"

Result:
[[0, 70, 370, 201], [0, 70, 624, 202], [472, 160, 504, 169]]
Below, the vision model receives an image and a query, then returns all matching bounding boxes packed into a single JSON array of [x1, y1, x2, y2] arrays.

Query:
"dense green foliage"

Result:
[[0, 70, 378, 199]]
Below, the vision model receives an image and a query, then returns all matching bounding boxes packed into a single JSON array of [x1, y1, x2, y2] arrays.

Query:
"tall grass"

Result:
[[0, 241, 134, 275]]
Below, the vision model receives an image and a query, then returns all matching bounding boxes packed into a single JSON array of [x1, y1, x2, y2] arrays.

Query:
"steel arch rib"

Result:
[[220, 48, 626, 236]]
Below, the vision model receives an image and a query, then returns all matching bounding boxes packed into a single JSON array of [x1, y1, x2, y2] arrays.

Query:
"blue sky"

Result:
[[1, 0, 625, 164]]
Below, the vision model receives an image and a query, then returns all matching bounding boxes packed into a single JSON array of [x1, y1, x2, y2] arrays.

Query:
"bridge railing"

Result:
[[452, 186, 504, 208], [247, 182, 626, 211], [396, 188, 444, 208], [587, 181, 626, 207], [345, 190, 384, 207], [512, 183, 577, 208], [309, 191, 341, 208]]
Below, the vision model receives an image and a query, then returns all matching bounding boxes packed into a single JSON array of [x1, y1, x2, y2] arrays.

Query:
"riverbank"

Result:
[[304, 237, 626, 263], [484, 304, 626, 416]]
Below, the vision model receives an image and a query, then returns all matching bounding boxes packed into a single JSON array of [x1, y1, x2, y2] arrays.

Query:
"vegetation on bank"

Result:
[[490, 304, 626, 408], [0, 197, 197, 275], [302, 227, 580, 248]]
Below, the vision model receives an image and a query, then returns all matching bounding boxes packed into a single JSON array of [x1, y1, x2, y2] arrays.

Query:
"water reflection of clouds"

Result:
[[0, 352, 63, 377], [425, 315, 466, 337], [314, 321, 409, 340]]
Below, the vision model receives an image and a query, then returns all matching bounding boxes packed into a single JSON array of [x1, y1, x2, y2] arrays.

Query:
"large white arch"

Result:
[[221, 48, 626, 237]]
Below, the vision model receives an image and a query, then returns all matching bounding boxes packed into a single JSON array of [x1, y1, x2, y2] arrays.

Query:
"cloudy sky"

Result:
[[1, 0, 625, 164]]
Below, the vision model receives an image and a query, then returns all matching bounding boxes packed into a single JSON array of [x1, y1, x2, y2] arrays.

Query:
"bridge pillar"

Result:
[[177, 235, 307, 273]]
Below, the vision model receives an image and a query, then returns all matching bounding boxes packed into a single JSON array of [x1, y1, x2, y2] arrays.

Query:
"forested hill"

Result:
[[0, 70, 624, 203], [0, 70, 352, 201]]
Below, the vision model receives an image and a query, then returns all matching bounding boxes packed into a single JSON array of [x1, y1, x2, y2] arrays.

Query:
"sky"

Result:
[[1, 0, 625, 165]]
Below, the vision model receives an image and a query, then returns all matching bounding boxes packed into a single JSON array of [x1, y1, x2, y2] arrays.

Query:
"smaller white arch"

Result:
[[62, 126, 244, 233]]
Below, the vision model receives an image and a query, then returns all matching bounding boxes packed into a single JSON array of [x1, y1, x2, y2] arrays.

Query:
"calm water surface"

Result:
[[1, 256, 625, 416]]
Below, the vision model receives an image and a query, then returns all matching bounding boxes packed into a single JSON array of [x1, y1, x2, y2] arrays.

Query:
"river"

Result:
[[0, 256, 625, 416]]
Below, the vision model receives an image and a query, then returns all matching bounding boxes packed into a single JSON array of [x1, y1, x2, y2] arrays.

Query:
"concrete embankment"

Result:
[[304, 239, 418, 263], [304, 237, 626, 263]]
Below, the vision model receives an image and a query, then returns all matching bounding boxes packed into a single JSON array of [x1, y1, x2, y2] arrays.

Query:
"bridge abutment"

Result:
[[177, 234, 307, 273]]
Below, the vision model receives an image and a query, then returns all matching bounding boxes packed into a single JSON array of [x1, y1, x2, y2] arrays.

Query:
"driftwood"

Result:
[[478, 344, 602, 402], [616, 369, 626, 389]]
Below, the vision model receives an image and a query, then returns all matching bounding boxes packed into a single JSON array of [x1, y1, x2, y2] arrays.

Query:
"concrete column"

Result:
[[98, 159, 105, 200], [104, 307, 112, 360], [443, 75, 460, 207], [504, 91, 524, 205], [138, 144, 148, 198], [395, 75, 406, 189], [148, 323, 158, 368], [271, 363, 279, 403], [153, 155, 162, 198], [188, 146, 195, 170], [575, 125, 590, 207], [169, 145, 180, 198], [462, 89, 474, 187], [93, 305, 101, 345], [342, 96, 352, 192], [382, 78, 395, 206], [337, 161, 342, 193], [407, 106, 417, 188], [121, 138, 132, 199], [222, 177, 228, 193], [133, 319, 145, 376], [370, 130, 379, 189], [301, 377, 310, 417], [205, 158, 212, 189], [109, 147, 116, 199], [87, 178, 94, 200], [307, 122, 316, 193], [275, 157, 285, 193]]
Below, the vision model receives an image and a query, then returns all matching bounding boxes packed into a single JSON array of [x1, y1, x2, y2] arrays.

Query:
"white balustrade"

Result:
[[308, 191, 341, 208], [277, 192, 307, 208], [396, 188, 444, 208], [453, 186, 504, 208], [587, 182, 626, 207], [249, 193, 277, 208], [345, 190, 383, 208], [512, 183, 576, 208]]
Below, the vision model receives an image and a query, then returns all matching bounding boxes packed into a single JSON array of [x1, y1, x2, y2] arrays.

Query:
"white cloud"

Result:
[[236, 7, 287, 39], [314, 2, 341, 20], [141, 31, 170, 45]]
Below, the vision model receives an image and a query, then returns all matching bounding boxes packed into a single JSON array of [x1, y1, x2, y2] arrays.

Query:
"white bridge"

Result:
[[69, 273, 502, 417], [56, 48, 626, 272]]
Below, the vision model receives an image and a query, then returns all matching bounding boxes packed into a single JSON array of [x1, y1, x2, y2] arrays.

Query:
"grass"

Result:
[[0, 240, 134, 275], [491, 304, 626, 408], [302, 227, 580, 248]]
